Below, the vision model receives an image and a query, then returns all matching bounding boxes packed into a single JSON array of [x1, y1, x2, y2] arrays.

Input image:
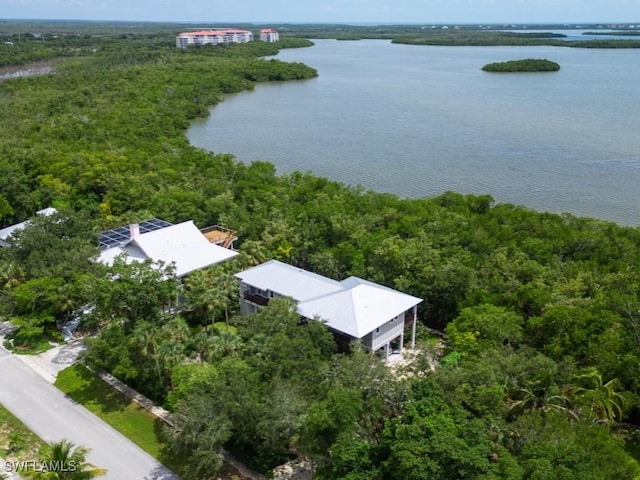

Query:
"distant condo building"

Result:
[[176, 29, 254, 48], [260, 28, 279, 42]]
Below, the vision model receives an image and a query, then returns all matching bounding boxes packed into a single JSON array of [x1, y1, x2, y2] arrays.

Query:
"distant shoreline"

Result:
[[0, 60, 55, 82]]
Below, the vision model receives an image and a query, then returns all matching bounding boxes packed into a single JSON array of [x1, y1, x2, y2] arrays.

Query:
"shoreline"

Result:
[[0, 60, 55, 82]]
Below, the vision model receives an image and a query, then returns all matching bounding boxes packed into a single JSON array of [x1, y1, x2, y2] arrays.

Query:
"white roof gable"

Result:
[[298, 283, 422, 338], [97, 220, 238, 277], [0, 207, 57, 246], [0, 224, 22, 246], [97, 244, 147, 267], [37, 207, 58, 216], [235, 259, 344, 302], [341, 275, 401, 293]]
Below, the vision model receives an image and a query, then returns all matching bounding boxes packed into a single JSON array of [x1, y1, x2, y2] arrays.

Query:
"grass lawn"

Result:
[[2, 333, 54, 356], [54, 364, 183, 474], [54, 364, 248, 479], [0, 403, 46, 463], [4, 339, 54, 356]]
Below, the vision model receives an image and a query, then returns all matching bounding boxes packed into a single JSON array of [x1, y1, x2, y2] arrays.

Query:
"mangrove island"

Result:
[[482, 58, 561, 72]]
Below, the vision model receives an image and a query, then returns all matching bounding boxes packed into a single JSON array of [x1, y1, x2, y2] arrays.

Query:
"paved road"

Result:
[[0, 346, 179, 480]]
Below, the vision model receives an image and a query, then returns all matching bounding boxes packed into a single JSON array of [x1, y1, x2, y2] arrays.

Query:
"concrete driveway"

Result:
[[0, 345, 179, 480]]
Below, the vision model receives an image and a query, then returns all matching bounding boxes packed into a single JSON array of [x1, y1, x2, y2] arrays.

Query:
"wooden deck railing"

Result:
[[201, 224, 236, 235], [200, 224, 237, 249]]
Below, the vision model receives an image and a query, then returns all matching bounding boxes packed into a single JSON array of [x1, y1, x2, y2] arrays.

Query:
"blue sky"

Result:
[[1, 0, 639, 24]]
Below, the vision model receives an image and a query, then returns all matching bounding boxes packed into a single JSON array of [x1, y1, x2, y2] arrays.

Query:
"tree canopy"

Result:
[[482, 59, 561, 72]]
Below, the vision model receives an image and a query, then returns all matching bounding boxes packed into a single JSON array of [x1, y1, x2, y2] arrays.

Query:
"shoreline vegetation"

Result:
[[482, 58, 561, 72], [1, 22, 640, 67], [1, 20, 640, 479], [586, 30, 640, 36], [390, 32, 640, 48]]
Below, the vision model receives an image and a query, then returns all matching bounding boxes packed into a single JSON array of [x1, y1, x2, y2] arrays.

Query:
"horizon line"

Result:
[[2, 18, 638, 26]]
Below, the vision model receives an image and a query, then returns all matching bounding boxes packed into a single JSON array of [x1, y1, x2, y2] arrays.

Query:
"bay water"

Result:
[[188, 39, 640, 225]]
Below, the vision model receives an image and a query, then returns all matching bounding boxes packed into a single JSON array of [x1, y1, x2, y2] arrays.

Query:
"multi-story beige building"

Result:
[[259, 28, 279, 42], [176, 29, 254, 48]]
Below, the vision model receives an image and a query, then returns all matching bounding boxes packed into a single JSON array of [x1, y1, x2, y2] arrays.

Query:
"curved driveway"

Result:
[[0, 346, 179, 480]]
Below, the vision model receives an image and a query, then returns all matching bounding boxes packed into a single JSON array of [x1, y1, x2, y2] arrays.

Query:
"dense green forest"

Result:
[[391, 30, 640, 48], [1, 26, 640, 479], [482, 59, 560, 72], [289, 24, 640, 47], [586, 31, 640, 36]]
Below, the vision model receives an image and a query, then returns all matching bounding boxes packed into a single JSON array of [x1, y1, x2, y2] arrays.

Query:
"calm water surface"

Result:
[[188, 39, 640, 225]]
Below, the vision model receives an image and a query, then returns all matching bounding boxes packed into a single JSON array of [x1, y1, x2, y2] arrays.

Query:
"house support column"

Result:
[[411, 305, 417, 349]]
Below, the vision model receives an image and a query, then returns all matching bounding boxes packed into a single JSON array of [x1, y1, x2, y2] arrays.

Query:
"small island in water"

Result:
[[482, 58, 560, 72]]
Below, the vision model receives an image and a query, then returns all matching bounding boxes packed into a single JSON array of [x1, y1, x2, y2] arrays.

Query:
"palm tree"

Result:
[[193, 331, 217, 362], [212, 329, 243, 358], [192, 329, 242, 362], [0, 261, 21, 289], [216, 271, 239, 329], [184, 269, 225, 332], [565, 368, 625, 423], [41, 439, 106, 479], [132, 321, 168, 383], [507, 379, 577, 421]]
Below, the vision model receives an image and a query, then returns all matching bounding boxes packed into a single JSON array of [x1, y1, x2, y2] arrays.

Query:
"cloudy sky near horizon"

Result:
[[1, 0, 639, 24]]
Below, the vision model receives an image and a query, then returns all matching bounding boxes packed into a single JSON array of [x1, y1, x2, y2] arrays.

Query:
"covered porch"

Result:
[[348, 304, 419, 361]]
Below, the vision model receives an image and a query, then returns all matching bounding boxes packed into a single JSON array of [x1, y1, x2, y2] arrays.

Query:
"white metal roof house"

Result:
[[235, 260, 422, 358], [0, 207, 57, 247], [97, 220, 238, 278]]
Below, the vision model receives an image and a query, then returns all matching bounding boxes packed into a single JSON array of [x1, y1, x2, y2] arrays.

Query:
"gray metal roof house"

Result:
[[235, 260, 422, 358]]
